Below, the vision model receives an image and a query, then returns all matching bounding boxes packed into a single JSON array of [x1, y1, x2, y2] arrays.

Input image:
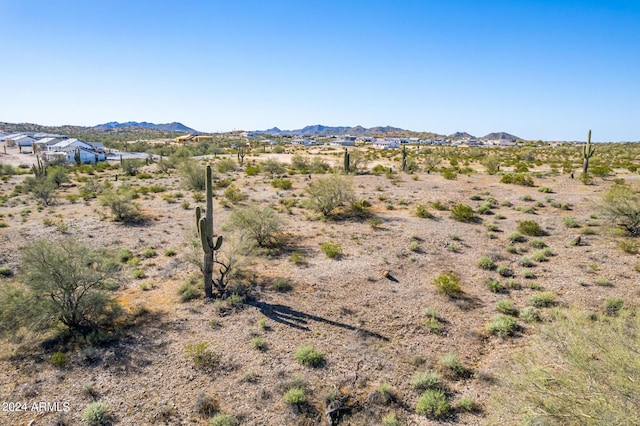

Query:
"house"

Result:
[[372, 140, 399, 149], [329, 139, 356, 147], [291, 139, 316, 146], [44, 139, 106, 164], [9, 134, 35, 147]]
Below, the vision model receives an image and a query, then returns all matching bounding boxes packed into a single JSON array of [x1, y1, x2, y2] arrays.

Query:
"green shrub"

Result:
[[272, 278, 292, 292], [216, 158, 237, 173], [288, 251, 307, 265], [486, 314, 518, 337], [414, 204, 434, 219], [439, 352, 468, 378], [520, 256, 535, 267], [519, 306, 541, 323], [605, 298, 624, 316], [496, 300, 518, 316], [441, 168, 457, 180], [500, 173, 534, 186], [321, 243, 342, 259], [305, 174, 354, 217], [184, 342, 219, 370], [431, 273, 462, 298], [599, 183, 640, 236], [517, 220, 545, 236], [618, 239, 639, 254], [530, 239, 547, 248], [132, 269, 146, 279], [165, 249, 177, 257], [595, 276, 612, 287], [82, 401, 111, 426], [411, 370, 442, 390], [431, 200, 448, 211], [416, 389, 450, 418], [295, 345, 324, 367], [251, 337, 266, 351], [209, 413, 239, 426], [486, 278, 505, 293], [284, 387, 306, 405], [227, 203, 283, 248], [0, 266, 12, 277], [529, 292, 556, 308], [118, 248, 132, 263], [562, 216, 580, 228], [477, 256, 496, 270], [509, 232, 527, 243], [271, 178, 292, 190], [245, 165, 260, 176], [51, 351, 68, 367], [451, 204, 476, 222], [142, 247, 157, 258], [179, 278, 201, 302], [538, 186, 553, 193], [455, 397, 478, 412], [497, 265, 513, 277]]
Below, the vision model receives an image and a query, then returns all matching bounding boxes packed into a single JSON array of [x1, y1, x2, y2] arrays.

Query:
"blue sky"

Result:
[[1, 0, 638, 141]]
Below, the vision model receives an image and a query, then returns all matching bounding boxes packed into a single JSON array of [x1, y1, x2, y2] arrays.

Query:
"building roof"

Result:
[[50, 138, 91, 149]]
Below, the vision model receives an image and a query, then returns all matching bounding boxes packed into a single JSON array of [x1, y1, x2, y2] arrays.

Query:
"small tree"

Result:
[[226, 203, 283, 249], [600, 183, 640, 236], [99, 188, 141, 222], [179, 158, 207, 191], [305, 174, 355, 217], [0, 239, 121, 337], [261, 158, 286, 177], [24, 176, 57, 206]]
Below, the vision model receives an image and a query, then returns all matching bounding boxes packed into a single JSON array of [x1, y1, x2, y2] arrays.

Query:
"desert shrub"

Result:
[[294, 345, 324, 367], [486, 278, 505, 293], [179, 276, 201, 302], [245, 165, 260, 176], [493, 307, 640, 425], [367, 217, 383, 229], [82, 401, 111, 426], [272, 278, 292, 292], [99, 189, 140, 222], [223, 185, 245, 204], [271, 178, 292, 190], [288, 251, 307, 265], [0, 239, 121, 338], [23, 176, 56, 205], [431, 200, 448, 211], [529, 292, 556, 308], [50, 351, 68, 367], [456, 397, 479, 413], [179, 159, 207, 191], [185, 342, 219, 370], [209, 413, 238, 426], [411, 370, 442, 390], [216, 158, 236, 173], [482, 156, 501, 175], [599, 183, 640, 236], [284, 387, 306, 405], [519, 256, 534, 267], [261, 158, 286, 176], [517, 220, 545, 236], [142, 247, 157, 258], [416, 389, 450, 418], [132, 269, 146, 279], [165, 249, 177, 257], [451, 204, 476, 222], [538, 186, 553, 193], [414, 204, 433, 218], [595, 276, 611, 287], [496, 300, 518, 316], [290, 154, 310, 172], [618, 239, 639, 254], [530, 239, 547, 248], [381, 412, 401, 426], [500, 173, 534, 186], [519, 306, 541, 323], [477, 256, 495, 270], [251, 337, 266, 351], [227, 203, 283, 248], [305, 174, 355, 217], [431, 272, 462, 298], [562, 216, 580, 228], [118, 248, 132, 263], [497, 265, 513, 277], [439, 352, 468, 378], [605, 298, 624, 316], [441, 168, 457, 180], [0, 266, 13, 277], [485, 314, 519, 337], [321, 243, 342, 259]]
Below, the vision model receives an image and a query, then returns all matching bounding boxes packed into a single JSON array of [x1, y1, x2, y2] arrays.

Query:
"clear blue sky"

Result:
[[1, 0, 639, 141]]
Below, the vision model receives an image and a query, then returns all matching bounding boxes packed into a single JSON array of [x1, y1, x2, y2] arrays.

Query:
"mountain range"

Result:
[[257, 124, 405, 137], [93, 121, 196, 133]]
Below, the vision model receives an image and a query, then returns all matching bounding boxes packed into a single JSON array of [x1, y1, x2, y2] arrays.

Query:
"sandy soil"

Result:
[[1, 145, 639, 425]]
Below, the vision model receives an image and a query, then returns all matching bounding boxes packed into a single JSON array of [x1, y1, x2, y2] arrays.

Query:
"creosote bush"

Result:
[[416, 389, 450, 418], [82, 401, 111, 426], [431, 272, 462, 298], [320, 242, 342, 259], [517, 220, 545, 236], [294, 345, 324, 367], [485, 314, 519, 337], [451, 204, 476, 222]]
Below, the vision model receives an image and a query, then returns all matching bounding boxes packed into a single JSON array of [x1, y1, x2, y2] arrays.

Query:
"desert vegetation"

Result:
[[0, 139, 639, 425]]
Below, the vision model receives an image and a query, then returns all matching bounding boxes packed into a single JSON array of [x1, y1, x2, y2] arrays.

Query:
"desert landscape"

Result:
[[1, 140, 639, 426]]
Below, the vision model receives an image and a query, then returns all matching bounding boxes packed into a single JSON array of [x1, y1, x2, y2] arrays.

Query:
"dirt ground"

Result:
[[1, 144, 639, 426]]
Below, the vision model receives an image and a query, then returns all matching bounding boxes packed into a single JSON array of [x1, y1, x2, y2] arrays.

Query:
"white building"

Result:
[[372, 140, 399, 149], [44, 139, 106, 164]]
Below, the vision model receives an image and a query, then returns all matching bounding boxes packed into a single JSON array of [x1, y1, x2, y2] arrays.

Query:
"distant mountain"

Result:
[[256, 124, 405, 136], [93, 121, 196, 133], [449, 131, 475, 139], [483, 132, 522, 141]]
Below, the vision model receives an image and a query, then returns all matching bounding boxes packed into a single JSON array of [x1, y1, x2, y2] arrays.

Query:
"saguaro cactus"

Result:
[[401, 145, 407, 172], [196, 165, 223, 298], [237, 146, 246, 165], [582, 130, 595, 174], [31, 156, 47, 178], [74, 148, 81, 165], [344, 148, 350, 173]]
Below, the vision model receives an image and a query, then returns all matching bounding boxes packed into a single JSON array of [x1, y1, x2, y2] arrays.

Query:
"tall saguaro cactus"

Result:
[[582, 130, 596, 174], [196, 165, 223, 298], [344, 148, 350, 173], [401, 145, 408, 172], [237, 146, 246, 165]]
